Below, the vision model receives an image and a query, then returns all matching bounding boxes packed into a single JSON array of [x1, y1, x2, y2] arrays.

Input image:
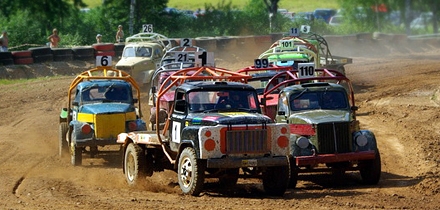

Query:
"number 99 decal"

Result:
[[254, 58, 269, 68]]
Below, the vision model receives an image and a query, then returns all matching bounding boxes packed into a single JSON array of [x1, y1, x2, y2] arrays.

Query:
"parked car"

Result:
[[329, 15, 344, 26], [313, 8, 337, 23]]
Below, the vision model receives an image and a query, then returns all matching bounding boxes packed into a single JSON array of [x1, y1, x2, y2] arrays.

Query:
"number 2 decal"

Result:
[[180, 38, 192, 47]]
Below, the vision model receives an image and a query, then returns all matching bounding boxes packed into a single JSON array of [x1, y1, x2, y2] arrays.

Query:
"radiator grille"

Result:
[[316, 122, 351, 154], [225, 129, 268, 154], [94, 113, 125, 139]]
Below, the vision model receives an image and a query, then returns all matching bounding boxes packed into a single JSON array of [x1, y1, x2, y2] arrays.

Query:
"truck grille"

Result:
[[225, 129, 268, 154], [316, 122, 351, 154], [95, 113, 125, 139]]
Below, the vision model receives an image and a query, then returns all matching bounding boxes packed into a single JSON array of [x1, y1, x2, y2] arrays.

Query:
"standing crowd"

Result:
[[0, 24, 125, 52]]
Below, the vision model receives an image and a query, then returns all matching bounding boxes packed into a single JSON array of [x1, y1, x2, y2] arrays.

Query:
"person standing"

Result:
[[96, 34, 102, 43], [115, 25, 124, 43], [47, 28, 60, 48], [0, 31, 8, 52]]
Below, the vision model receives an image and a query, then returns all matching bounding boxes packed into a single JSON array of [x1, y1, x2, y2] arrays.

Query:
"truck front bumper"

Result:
[[206, 156, 288, 169], [294, 150, 376, 166], [74, 138, 118, 147]]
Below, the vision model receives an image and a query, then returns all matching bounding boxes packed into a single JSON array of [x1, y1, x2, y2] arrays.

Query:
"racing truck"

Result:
[[115, 32, 172, 91], [59, 67, 146, 166], [117, 66, 290, 196], [259, 68, 381, 187], [259, 27, 352, 75]]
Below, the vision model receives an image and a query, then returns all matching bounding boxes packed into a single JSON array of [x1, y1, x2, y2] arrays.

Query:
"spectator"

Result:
[[96, 34, 102, 43], [0, 31, 8, 52], [115, 25, 124, 43], [47, 28, 60, 48]]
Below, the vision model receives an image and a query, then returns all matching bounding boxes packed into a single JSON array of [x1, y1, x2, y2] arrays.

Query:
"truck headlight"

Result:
[[355, 134, 368, 147], [296, 136, 309, 149]]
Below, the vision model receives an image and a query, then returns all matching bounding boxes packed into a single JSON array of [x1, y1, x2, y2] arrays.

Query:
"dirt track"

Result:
[[0, 44, 439, 209]]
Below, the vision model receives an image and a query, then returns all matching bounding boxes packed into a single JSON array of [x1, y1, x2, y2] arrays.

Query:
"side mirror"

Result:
[[72, 101, 79, 106], [260, 98, 266, 106], [277, 111, 286, 116], [175, 99, 187, 112], [133, 98, 138, 103], [351, 106, 358, 111]]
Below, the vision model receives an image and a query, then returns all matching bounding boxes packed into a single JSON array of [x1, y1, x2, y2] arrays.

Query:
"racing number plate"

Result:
[[242, 159, 257, 167]]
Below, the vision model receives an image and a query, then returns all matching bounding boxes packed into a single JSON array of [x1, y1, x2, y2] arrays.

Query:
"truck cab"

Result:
[[115, 33, 172, 90], [59, 67, 146, 166], [118, 66, 291, 196], [263, 69, 381, 188]]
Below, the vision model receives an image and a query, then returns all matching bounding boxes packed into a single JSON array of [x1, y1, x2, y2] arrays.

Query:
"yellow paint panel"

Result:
[[125, 111, 136, 121], [77, 113, 94, 123], [95, 113, 125, 139]]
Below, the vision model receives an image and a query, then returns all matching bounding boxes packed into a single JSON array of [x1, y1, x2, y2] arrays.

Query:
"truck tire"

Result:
[[359, 149, 381, 185], [288, 158, 298, 188], [262, 165, 289, 196], [178, 147, 205, 196], [70, 141, 83, 166], [124, 143, 147, 186], [59, 122, 69, 157]]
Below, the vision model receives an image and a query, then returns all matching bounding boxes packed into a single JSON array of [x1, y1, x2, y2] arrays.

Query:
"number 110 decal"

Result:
[[297, 63, 315, 78]]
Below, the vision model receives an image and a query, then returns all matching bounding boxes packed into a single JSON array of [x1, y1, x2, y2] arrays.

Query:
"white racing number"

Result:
[[175, 52, 189, 62], [172, 122, 181, 143], [279, 40, 294, 50], [180, 38, 193, 47], [142, 24, 153, 33], [195, 51, 214, 67], [300, 25, 311, 34], [95, 55, 112, 67], [289, 27, 300, 36], [254, 58, 269, 68], [297, 62, 315, 78]]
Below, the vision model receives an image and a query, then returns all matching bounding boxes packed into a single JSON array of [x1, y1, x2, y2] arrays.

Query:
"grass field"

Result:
[[82, 0, 340, 13]]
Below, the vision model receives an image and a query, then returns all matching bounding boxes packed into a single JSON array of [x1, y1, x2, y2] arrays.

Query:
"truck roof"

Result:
[[178, 81, 255, 92]]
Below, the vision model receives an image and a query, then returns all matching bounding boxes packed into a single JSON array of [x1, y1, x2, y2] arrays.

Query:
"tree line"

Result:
[[0, 0, 438, 50]]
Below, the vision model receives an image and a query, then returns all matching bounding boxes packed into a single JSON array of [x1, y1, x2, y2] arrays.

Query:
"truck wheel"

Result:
[[337, 66, 346, 75], [59, 122, 69, 157], [70, 142, 82, 166], [124, 143, 147, 186], [288, 158, 298, 188], [218, 168, 239, 188], [178, 147, 205, 196], [359, 149, 381, 185], [89, 146, 98, 158], [263, 165, 289, 196]]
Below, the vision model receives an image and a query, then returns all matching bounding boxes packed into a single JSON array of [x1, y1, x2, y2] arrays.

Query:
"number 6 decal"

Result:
[[96, 55, 112, 67]]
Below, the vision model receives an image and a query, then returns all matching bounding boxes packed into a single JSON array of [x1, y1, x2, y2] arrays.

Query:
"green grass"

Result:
[[82, 0, 102, 8], [82, 0, 340, 12], [168, 0, 339, 12]]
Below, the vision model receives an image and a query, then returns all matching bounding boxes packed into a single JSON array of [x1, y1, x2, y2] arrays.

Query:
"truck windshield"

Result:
[[122, 46, 152, 57], [188, 90, 259, 112], [290, 91, 348, 111], [79, 85, 131, 104]]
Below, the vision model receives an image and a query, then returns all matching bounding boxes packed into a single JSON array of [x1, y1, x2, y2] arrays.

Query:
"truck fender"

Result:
[[142, 69, 154, 84], [69, 121, 93, 144], [175, 140, 200, 170], [353, 130, 378, 151]]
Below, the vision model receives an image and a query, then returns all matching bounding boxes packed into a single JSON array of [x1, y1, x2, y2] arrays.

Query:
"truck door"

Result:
[[170, 91, 187, 143]]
